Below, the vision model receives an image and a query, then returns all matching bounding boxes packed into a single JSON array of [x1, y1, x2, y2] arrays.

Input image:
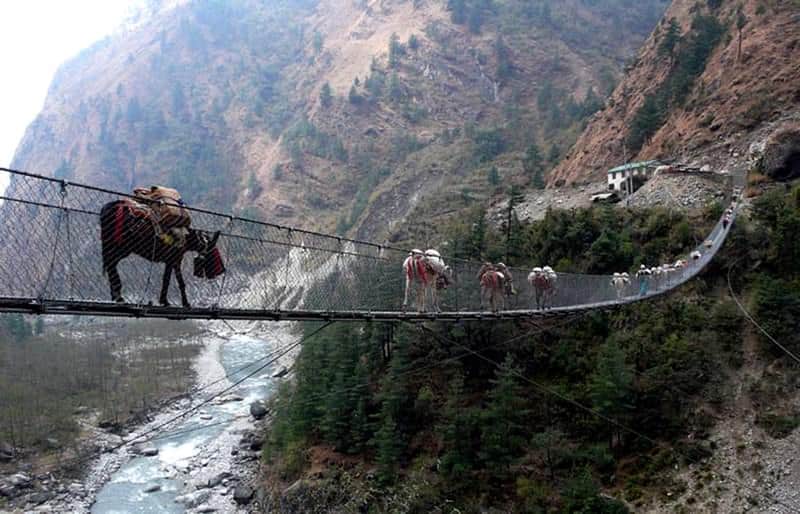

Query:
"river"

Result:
[[88, 323, 293, 513]]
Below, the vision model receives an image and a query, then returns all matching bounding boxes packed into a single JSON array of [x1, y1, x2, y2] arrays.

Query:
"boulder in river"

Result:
[[233, 484, 255, 505], [144, 484, 162, 493], [28, 491, 54, 505], [175, 489, 211, 509], [8, 473, 32, 487], [0, 442, 14, 462], [207, 471, 232, 488], [249, 436, 264, 451], [249, 401, 268, 420], [140, 447, 159, 457], [0, 482, 16, 497]]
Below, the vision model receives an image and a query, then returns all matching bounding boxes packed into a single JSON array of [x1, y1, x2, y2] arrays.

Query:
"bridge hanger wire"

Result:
[[60, 181, 76, 300], [728, 258, 800, 366], [38, 182, 69, 300], [214, 216, 235, 309]]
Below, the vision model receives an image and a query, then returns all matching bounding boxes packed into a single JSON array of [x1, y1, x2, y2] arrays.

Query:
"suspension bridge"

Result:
[[0, 167, 737, 322]]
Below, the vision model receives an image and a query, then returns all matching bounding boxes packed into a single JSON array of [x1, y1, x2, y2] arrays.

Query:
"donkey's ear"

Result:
[[209, 231, 221, 248]]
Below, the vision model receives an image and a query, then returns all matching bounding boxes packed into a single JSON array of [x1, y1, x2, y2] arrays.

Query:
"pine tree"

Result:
[[505, 186, 525, 263], [439, 370, 480, 479], [736, 7, 747, 62], [524, 143, 545, 188], [374, 411, 402, 483], [467, 208, 488, 258], [626, 94, 663, 152], [548, 144, 561, 164], [408, 34, 419, 51], [388, 33, 403, 68], [319, 82, 333, 108], [488, 166, 500, 186], [581, 87, 603, 119], [312, 31, 324, 55], [495, 35, 512, 80], [589, 340, 633, 450], [388, 72, 403, 102], [658, 19, 681, 57], [320, 327, 358, 449], [348, 361, 371, 453], [468, 6, 483, 34], [479, 354, 527, 474], [372, 330, 410, 483], [448, 0, 466, 24], [348, 85, 363, 105], [531, 428, 566, 480]]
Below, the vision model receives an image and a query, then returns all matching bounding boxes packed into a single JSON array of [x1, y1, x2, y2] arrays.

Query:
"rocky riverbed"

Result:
[[0, 321, 299, 514]]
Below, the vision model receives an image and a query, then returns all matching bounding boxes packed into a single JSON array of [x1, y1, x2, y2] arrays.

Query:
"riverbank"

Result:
[[0, 320, 205, 512], [1, 320, 300, 513]]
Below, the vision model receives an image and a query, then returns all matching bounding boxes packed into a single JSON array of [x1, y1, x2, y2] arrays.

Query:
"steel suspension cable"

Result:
[[727, 259, 800, 366]]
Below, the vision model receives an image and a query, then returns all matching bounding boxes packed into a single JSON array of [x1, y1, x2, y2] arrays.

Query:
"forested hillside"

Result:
[[260, 187, 800, 512], [9, 0, 669, 239]]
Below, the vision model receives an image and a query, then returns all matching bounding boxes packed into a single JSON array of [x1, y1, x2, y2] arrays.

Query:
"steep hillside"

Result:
[[9, 0, 669, 239], [551, 0, 800, 185]]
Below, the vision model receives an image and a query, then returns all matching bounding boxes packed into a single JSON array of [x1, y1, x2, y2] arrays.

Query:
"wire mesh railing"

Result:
[[0, 167, 738, 320]]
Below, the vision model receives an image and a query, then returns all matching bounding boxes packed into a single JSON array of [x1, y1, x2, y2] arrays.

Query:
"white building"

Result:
[[607, 160, 660, 192]]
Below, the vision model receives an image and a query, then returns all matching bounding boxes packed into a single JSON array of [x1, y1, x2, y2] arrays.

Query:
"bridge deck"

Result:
[[0, 297, 612, 321]]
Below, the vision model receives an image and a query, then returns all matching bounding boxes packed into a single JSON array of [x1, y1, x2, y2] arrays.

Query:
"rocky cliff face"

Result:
[[550, 0, 800, 185], [9, 0, 669, 238]]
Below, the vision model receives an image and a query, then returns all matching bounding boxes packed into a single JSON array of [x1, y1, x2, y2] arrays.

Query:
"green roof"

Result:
[[607, 160, 660, 174]]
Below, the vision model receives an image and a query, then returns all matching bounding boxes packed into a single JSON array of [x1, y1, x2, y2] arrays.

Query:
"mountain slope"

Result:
[[550, 0, 800, 185], [9, 0, 668, 239]]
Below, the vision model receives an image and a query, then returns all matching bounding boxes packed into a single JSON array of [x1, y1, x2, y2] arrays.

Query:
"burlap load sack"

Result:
[[133, 185, 191, 229]]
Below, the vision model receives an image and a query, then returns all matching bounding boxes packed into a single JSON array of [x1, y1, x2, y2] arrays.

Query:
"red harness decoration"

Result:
[[534, 275, 552, 291], [113, 203, 127, 244], [407, 256, 429, 285], [209, 248, 225, 278], [482, 271, 502, 289], [113, 201, 156, 244]]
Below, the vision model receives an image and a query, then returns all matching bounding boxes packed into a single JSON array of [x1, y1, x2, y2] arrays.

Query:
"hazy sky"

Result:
[[0, 1, 138, 169]]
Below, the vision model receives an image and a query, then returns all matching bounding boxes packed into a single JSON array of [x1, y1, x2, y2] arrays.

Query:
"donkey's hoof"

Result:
[[113, 297, 125, 304]]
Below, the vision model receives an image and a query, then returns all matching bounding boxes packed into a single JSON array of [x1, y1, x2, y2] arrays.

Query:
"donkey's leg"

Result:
[[402, 276, 411, 311], [174, 264, 190, 308], [106, 261, 124, 303], [159, 265, 173, 306]]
